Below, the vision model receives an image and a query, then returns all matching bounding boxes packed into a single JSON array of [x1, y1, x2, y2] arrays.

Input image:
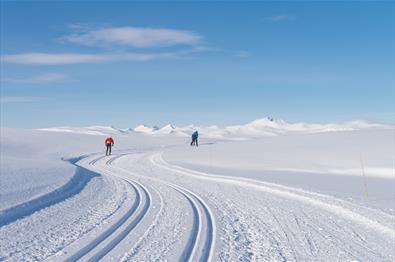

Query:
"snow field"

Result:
[[0, 128, 394, 261]]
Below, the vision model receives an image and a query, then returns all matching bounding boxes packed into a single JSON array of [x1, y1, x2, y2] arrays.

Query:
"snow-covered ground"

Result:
[[0, 124, 394, 261]]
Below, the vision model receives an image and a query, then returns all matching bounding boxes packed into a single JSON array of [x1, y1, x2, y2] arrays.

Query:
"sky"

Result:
[[1, 1, 394, 128]]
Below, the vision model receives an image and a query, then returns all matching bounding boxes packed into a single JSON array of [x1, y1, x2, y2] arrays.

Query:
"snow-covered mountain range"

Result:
[[39, 117, 392, 139]]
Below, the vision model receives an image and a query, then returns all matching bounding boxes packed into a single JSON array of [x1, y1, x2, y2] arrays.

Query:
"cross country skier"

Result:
[[190, 131, 199, 147], [105, 136, 114, 156]]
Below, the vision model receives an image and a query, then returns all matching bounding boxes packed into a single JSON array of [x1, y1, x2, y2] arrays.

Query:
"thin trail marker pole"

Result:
[[209, 144, 212, 169], [360, 153, 369, 200]]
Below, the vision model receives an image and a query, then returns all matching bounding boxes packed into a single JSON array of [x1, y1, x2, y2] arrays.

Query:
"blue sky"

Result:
[[1, 1, 394, 128]]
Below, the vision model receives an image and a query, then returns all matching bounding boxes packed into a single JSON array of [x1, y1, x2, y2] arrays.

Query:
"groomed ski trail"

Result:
[[2, 148, 394, 261], [53, 155, 152, 262], [106, 154, 216, 262], [53, 152, 216, 262]]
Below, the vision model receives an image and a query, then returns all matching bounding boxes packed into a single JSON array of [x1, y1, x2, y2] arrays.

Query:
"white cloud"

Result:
[[0, 52, 179, 65], [234, 51, 250, 58], [63, 26, 202, 48], [0, 26, 211, 65], [0, 96, 52, 103], [1, 73, 67, 84], [267, 14, 295, 22], [1, 53, 104, 65]]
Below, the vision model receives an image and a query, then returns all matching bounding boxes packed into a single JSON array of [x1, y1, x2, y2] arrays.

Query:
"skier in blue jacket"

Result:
[[191, 131, 199, 147]]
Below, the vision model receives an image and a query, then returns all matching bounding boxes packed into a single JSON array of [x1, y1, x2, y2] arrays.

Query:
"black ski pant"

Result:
[[106, 144, 112, 155], [190, 138, 198, 146]]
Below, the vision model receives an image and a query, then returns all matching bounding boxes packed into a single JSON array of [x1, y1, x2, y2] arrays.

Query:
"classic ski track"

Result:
[[105, 156, 177, 262], [108, 153, 216, 262], [151, 152, 394, 240], [61, 155, 151, 262], [119, 179, 165, 261]]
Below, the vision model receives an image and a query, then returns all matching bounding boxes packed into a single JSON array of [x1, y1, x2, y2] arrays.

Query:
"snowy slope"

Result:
[[0, 127, 394, 261], [133, 125, 159, 134], [40, 125, 131, 136]]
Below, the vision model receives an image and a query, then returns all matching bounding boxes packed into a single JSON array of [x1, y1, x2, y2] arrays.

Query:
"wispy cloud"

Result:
[[0, 25, 216, 66], [1, 73, 67, 84], [267, 14, 295, 22], [63, 26, 202, 48], [234, 51, 250, 58], [0, 52, 180, 65], [0, 96, 52, 103]]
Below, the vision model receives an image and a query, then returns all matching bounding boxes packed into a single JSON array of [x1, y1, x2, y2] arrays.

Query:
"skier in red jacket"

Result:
[[105, 137, 114, 156]]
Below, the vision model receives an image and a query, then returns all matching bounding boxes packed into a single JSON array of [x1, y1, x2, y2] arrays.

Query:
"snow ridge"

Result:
[[0, 166, 98, 227]]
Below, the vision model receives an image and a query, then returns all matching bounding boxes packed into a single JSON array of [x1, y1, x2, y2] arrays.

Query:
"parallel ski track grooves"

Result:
[[174, 188, 200, 262], [171, 186, 214, 262], [65, 155, 151, 262], [109, 153, 215, 262]]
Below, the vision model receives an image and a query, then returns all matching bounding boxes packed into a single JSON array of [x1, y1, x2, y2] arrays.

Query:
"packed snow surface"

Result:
[[0, 126, 394, 261]]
